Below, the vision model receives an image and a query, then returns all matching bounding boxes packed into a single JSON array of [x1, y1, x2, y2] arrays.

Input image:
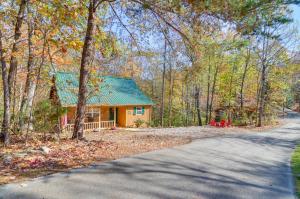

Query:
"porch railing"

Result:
[[100, 121, 114, 129], [64, 120, 115, 133], [84, 122, 100, 131]]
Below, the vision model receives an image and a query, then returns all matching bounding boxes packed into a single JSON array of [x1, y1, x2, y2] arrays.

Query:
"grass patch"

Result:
[[291, 145, 300, 198]]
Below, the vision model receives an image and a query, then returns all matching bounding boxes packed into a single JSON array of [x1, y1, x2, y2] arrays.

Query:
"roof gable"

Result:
[[55, 72, 153, 106]]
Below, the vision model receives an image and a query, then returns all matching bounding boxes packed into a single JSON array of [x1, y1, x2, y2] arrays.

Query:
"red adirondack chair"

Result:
[[210, 120, 217, 126], [220, 120, 226, 127]]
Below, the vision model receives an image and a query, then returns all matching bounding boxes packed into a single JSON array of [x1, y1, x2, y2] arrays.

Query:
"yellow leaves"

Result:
[[68, 40, 84, 50]]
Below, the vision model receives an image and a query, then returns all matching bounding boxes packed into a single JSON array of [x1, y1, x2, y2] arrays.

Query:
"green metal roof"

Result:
[[55, 72, 154, 107]]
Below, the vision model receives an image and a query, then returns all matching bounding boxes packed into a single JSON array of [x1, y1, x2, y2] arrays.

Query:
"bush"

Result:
[[134, 119, 144, 128], [34, 99, 66, 134], [232, 112, 248, 126]]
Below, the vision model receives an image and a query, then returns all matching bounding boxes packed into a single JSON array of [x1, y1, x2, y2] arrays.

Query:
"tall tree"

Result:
[[0, 30, 10, 145], [160, 35, 167, 127], [19, 2, 37, 131], [1, 0, 27, 145], [195, 85, 202, 126], [73, 0, 99, 139]]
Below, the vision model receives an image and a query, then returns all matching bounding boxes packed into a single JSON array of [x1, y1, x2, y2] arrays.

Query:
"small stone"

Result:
[[20, 183, 27, 187], [27, 149, 40, 154], [3, 155, 12, 165], [14, 152, 27, 158], [40, 146, 51, 154]]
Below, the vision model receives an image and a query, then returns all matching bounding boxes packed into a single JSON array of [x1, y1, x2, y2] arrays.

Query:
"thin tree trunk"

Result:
[[258, 65, 267, 127], [255, 71, 261, 125], [160, 37, 167, 127], [181, 83, 185, 125], [0, 30, 10, 145], [227, 62, 235, 119], [209, 62, 221, 122], [12, 68, 17, 132], [185, 82, 189, 126], [195, 85, 202, 126], [167, 64, 174, 127], [240, 49, 250, 110], [73, 0, 97, 139], [205, 55, 211, 124], [19, 13, 36, 131]]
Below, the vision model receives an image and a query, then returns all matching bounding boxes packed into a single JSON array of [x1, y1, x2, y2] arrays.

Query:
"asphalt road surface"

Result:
[[1, 115, 300, 199]]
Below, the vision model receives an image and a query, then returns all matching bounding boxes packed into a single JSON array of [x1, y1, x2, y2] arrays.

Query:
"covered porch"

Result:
[[62, 106, 123, 133]]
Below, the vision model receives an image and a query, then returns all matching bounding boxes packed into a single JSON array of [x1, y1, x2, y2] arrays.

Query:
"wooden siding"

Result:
[[125, 105, 151, 127], [101, 107, 110, 121], [117, 107, 127, 127], [67, 107, 76, 123], [64, 105, 152, 128]]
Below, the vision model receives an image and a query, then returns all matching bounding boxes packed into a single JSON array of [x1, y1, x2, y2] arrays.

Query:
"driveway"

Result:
[[1, 116, 300, 199]]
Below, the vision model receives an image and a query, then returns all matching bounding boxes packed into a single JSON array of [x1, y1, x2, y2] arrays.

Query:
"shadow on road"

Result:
[[1, 115, 300, 199]]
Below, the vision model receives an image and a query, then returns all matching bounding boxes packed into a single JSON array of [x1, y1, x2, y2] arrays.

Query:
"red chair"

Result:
[[210, 120, 216, 126], [220, 120, 226, 127]]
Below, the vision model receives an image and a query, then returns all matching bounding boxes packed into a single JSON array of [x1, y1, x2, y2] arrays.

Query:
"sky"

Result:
[[292, 5, 300, 32]]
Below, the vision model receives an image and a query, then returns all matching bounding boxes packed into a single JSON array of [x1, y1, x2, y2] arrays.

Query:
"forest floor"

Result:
[[0, 120, 282, 185], [0, 133, 190, 185]]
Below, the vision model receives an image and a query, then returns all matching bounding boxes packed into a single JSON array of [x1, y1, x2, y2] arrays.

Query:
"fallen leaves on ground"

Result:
[[0, 132, 190, 185]]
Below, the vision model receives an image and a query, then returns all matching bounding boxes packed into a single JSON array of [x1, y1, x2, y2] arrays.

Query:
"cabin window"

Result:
[[134, 107, 145, 115], [85, 108, 100, 123]]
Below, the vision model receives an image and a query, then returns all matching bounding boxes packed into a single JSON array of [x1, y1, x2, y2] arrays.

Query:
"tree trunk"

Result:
[[185, 82, 189, 126], [7, 0, 27, 97], [181, 83, 185, 125], [195, 85, 202, 126], [205, 56, 211, 124], [240, 49, 250, 110], [25, 30, 48, 144], [1, 0, 27, 144], [258, 65, 267, 127], [209, 63, 220, 122], [73, 0, 97, 139], [167, 63, 174, 127], [0, 30, 10, 145], [19, 15, 36, 131], [160, 37, 167, 127]]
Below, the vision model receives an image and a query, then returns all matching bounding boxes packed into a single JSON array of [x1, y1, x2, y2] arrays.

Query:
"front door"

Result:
[[109, 107, 119, 125], [109, 108, 114, 120]]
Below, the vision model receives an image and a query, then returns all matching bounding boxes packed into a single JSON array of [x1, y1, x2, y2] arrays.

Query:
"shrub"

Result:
[[134, 119, 144, 128], [34, 99, 66, 134], [232, 112, 248, 126]]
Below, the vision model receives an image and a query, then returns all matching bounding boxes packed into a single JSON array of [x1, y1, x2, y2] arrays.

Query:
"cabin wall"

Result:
[[64, 105, 152, 128], [125, 105, 151, 127], [67, 107, 76, 124], [118, 107, 127, 127], [101, 107, 110, 121]]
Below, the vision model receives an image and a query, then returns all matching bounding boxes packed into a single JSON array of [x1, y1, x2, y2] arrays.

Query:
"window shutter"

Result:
[[142, 107, 145, 115], [133, 107, 137, 115]]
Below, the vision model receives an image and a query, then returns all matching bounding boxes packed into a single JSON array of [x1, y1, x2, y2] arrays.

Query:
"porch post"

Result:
[[99, 107, 101, 128], [60, 113, 67, 127], [114, 107, 116, 127]]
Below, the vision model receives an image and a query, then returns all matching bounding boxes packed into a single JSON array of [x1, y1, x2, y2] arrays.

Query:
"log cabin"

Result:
[[50, 72, 153, 132]]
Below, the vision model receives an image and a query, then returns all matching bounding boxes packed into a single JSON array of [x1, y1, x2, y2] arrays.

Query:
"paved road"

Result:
[[1, 116, 300, 199]]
